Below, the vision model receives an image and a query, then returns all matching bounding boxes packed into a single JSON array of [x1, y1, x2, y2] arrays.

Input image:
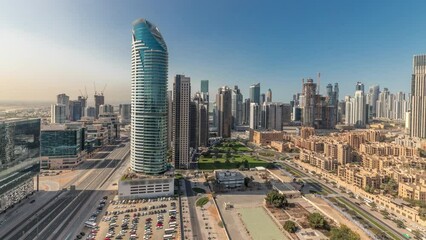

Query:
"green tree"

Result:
[[265, 163, 275, 169], [283, 220, 297, 233], [238, 164, 245, 171], [395, 219, 405, 229], [307, 212, 329, 230], [412, 229, 422, 240], [243, 159, 249, 169], [330, 225, 360, 240], [265, 190, 288, 208], [244, 177, 252, 187]]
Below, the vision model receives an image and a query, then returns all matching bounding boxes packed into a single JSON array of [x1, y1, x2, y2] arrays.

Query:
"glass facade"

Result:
[[40, 128, 83, 157], [0, 118, 40, 195], [201, 80, 209, 94], [131, 19, 168, 174], [249, 83, 260, 104]]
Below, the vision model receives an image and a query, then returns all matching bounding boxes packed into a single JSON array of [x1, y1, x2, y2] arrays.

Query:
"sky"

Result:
[[1, 0, 426, 105]]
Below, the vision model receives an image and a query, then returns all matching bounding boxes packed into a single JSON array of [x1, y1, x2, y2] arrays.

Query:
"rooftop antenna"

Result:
[[94, 82, 97, 95]]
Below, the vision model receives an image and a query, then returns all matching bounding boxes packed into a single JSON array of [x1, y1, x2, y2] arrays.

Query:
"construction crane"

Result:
[[94, 82, 97, 95], [101, 83, 107, 95]]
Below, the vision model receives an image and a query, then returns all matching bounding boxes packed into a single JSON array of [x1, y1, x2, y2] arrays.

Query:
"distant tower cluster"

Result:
[[300, 78, 338, 129]]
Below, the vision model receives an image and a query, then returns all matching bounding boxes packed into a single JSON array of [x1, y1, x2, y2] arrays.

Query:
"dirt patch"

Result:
[[265, 205, 290, 225]]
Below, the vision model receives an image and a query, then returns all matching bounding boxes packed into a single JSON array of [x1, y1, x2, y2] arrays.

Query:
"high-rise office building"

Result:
[[78, 96, 87, 117], [250, 103, 259, 129], [69, 100, 82, 121], [172, 74, 191, 169], [167, 91, 173, 149], [119, 104, 131, 124], [99, 104, 114, 115], [242, 98, 251, 125], [57, 93, 70, 120], [193, 92, 209, 147], [263, 102, 283, 131], [249, 83, 260, 104], [216, 86, 232, 138], [354, 90, 367, 127], [51, 104, 67, 124], [260, 93, 266, 106], [266, 89, 272, 103], [0, 118, 41, 212], [201, 80, 209, 94], [411, 55, 426, 138], [231, 86, 243, 129], [85, 106, 96, 118], [355, 82, 364, 92], [40, 124, 85, 169], [367, 85, 380, 117], [301, 79, 316, 127], [94, 94, 105, 118], [131, 19, 168, 174]]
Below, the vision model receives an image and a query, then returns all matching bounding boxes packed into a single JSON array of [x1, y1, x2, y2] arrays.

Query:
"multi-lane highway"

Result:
[[0, 142, 129, 240], [277, 158, 404, 240], [184, 180, 202, 240]]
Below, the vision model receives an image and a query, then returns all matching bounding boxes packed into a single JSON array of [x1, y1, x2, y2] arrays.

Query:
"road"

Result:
[[0, 142, 129, 240], [184, 179, 202, 240], [277, 158, 405, 240]]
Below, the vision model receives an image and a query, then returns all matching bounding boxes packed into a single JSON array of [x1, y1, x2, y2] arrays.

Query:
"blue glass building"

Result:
[[0, 118, 40, 212], [131, 19, 168, 174]]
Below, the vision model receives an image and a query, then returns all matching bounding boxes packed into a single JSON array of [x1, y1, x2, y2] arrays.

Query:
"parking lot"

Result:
[[83, 196, 180, 240]]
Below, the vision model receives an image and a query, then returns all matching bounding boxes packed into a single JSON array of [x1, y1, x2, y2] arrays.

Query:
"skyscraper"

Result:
[[250, 103, 259, 129], [193, 92, 209, 147], [231, 86, 243, 129], [78, 96, 87, 117], [131, 19, 168, 174], [57, 93, 70, 120], [69, 100, 82, 121], [201, 80, 209, 94], [216, 86, 232, 138], [94, 94, 105, 118], [167, 91, 173, 149], [411, 55, 426, 138], [99, 104, 114, 115], [249, 83, 260, 104], [266, 89, 272, 103], [172, 74, 191, 169], [51, 104, 66, 124], [242, 98, 251, 125], [367, 85, 380, 117], [119, 103, 131, 124], [301, 79, 316, 127]]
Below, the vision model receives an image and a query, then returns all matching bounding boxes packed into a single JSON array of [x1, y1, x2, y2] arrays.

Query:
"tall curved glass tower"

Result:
[[131, 19, 168, 174]]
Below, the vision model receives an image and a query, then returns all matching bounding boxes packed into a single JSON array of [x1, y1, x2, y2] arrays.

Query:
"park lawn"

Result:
[[198, 154, 267, 170], [213, 141, 252, 152]]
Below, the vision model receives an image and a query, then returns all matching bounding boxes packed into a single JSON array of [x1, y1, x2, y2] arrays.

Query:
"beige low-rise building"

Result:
[[399, 181, 426, 202], [270, 141, 290, 152], [252, 130, 284, 146]]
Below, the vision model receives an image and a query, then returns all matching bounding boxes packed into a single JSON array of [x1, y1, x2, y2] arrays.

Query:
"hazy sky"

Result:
[[1, 0, 426, 105]]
